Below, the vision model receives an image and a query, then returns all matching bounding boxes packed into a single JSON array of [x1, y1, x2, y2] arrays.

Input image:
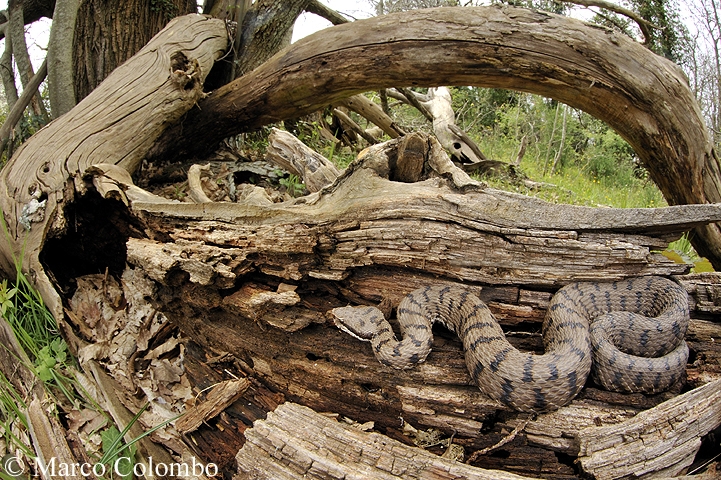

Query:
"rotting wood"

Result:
[[265, 128, 341, 192], [129, 135, 721, 290], [175, 378, 251, 434], [577, 379, 721, 479], [26, 397, 83, 480], [0, 14, 228, 320], [234, 401, 538, 480], [0, 6, 719, 479]]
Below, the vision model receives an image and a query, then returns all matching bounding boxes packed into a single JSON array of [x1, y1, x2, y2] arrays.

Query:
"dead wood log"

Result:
[[336, 94, 405, 139], [577, 379, 721, 479], [266, 128, 341, 192], [99, 134, 721, 478], [147, 5, 721, 268], [233, 377, 721, 480], [235, 401, 537, 480], [0, 14, 228, 319]]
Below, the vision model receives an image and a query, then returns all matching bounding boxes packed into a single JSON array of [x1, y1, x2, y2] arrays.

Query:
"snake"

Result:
[[331, 276, 689, 412]]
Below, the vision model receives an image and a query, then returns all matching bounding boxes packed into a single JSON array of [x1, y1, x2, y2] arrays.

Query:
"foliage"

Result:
[[150, 0, 179, 19], [630, 0, 689, 62], [369, 0, 460, 15], [278, 173, 306, 197]]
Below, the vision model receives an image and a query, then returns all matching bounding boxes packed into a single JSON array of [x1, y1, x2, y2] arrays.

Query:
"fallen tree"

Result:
[[1, 5, 721, 480]]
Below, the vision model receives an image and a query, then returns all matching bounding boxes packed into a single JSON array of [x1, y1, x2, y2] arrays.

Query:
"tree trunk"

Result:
[[72, 0, 197, 103], [46, 0, 80, 117], [232, 0, 310, 78], [147, 5, 721, 269]]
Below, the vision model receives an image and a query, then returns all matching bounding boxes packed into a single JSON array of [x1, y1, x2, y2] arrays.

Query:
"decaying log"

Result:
[[2, 6, 720, 480], [0, 14, 228, 319], [577, 379, 721, 479], [266, 128, 341, 192], [97, 134, 721, 478], [234, 378, 721, 480], [235, 402, 537, 480]]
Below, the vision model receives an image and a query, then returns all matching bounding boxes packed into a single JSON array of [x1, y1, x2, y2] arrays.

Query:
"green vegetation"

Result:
[[451, 87, 666, 208], [0, 255, 165, 478]]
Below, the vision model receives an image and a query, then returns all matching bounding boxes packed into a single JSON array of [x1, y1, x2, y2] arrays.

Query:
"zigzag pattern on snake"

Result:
[[332, 276, 689, 412]]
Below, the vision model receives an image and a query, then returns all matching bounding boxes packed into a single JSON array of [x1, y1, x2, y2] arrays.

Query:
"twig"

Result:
[[467, 416, 532, 463], [556, 0, 660, 45]]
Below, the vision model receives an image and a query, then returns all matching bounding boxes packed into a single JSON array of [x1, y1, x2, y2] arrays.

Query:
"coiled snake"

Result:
[[332, 276, 689, 412]]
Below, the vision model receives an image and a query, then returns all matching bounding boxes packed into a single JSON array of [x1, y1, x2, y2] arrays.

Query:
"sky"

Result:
[[0, 0, 376, 71], [0, 1, 705, 78]]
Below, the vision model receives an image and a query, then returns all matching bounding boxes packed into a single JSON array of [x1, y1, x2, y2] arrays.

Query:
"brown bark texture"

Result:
[[147, 5, 721, 269], [72, 0, 198, 102]]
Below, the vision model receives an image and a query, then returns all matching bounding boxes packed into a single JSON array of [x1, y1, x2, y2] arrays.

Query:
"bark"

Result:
[[8, 0, 34, 88], [0, 59, 47, 152], [0, 26, 17, 109], [147, 5, 721, 269], [72, 0, 197, 103], [232, 0, 310, 77], [46, 0, 80, 117]]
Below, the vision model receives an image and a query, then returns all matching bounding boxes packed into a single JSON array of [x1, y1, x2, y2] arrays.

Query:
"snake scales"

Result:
[[332, 276, 689, 412]]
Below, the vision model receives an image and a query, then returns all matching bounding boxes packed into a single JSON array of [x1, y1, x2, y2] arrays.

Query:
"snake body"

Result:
[[332, 276, 689, 412]]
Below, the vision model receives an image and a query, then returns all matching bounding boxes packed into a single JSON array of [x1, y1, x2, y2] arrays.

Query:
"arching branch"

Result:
[[147, 5, 721, 267]]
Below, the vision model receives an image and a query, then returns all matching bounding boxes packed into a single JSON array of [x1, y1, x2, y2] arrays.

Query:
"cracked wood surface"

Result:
[[0, 14, 228, 319]]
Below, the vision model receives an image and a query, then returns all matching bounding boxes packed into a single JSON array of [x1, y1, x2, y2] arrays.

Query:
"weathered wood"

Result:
[[577, 379, 721, 479], [235, 402, 538, 479], [146, 5, 721, 268], [424, 86, 486, 164], [175, 378, 251, 434], [27, 397, 83, 480], [131, 136, 721, 290], [336, 94, 405, 139], [265, 128, 341, 192], [0, 14, 228, 319]]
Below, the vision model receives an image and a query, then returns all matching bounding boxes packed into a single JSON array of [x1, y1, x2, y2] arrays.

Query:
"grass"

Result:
[[0, 258, 164, 478], [479, 162, 666, 209]]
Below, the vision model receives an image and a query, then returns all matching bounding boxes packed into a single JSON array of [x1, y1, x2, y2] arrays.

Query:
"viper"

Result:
[[332, 276, 689, 412]]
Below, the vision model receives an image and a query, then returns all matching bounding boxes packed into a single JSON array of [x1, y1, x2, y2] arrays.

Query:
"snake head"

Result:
[[331, 305, 386, 341]]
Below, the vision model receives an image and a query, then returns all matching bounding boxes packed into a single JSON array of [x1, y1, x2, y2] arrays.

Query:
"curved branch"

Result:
[[0, 0, 55, 41], [148, 5, 721, 267], [555, 0, 657, 45]]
